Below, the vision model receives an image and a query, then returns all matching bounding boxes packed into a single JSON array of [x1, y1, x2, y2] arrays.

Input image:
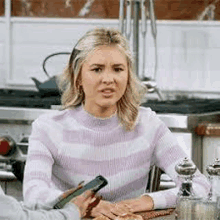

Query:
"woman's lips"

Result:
[[100, 89, 115, 96]]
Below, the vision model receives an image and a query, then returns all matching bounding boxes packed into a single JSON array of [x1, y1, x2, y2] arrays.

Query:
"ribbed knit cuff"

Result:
[[143, 192, 167, 210]]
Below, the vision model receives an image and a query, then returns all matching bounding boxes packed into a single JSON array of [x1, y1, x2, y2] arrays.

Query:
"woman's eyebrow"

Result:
[[89, 63, 126, 68], [89, 64, 105, 68], [113, 64, 126, 68]]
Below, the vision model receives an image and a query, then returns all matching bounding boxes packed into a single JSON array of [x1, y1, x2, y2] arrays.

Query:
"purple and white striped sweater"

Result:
[[23, 105, 210, 210]]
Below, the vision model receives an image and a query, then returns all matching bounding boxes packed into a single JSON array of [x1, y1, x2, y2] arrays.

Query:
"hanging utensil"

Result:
[[149, 0, 158, 81], [133, 0, 140, 76], [126, 0, 132, 40], [119, 0, 125, 34], [141, 0, 147, 80]]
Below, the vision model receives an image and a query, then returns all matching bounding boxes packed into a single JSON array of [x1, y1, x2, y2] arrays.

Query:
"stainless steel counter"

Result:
[[0, 106, 55, 124], [1, 106, 219, 128]]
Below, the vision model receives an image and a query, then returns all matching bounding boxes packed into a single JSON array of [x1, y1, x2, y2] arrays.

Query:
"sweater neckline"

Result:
[[69, 105, 120, 131]]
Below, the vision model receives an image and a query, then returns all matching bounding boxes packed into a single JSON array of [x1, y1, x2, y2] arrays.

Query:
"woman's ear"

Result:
[[76, 75, 83, 90], [77, 73, 82, 86], [77, 78, 82, 87]]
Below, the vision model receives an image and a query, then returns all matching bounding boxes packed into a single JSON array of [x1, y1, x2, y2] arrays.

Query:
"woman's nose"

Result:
[[102, 72, 114, 84]]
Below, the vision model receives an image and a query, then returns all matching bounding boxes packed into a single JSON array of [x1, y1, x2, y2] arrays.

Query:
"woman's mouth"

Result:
[[101, 89, 115, 96]]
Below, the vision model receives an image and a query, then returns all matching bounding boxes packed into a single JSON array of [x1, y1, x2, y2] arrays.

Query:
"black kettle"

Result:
[[31, 52, 70, 97], [31, 76, 60, 97]]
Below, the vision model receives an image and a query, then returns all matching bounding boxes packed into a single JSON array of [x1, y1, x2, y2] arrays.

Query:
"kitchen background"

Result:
[[0, 0, 220, 201], [0, 0, 220, 97]]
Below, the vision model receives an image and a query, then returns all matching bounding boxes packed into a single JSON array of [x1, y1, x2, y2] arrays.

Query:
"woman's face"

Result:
[[80, 45, 128, 114]]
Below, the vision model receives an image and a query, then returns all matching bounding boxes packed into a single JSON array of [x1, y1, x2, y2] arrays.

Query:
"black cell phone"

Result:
[[53, 175, 108, 209]]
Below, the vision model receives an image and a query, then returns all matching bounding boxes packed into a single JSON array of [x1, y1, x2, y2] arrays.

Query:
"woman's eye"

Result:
[[92, 68, 102, 73], [115, 68, 123, 72]]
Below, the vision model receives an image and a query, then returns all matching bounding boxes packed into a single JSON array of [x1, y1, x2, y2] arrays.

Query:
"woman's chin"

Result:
[[96, 99, 117, 108], [98, 102, 117, 109]]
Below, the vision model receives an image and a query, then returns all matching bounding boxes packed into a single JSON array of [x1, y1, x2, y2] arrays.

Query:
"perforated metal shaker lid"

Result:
[[175, 157, 197, 176], [206, 158, 220, 176]]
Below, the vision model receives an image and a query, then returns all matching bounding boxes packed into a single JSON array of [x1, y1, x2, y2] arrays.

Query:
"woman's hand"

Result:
[[115, 196, 154, 213], [70, 190, 100, 217], [89, 200, 132, 219]]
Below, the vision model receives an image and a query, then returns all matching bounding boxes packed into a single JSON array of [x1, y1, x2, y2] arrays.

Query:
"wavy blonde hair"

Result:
[[58, 27, 146, 131]]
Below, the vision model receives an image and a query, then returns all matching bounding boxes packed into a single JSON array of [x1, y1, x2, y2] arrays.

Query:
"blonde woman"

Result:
[[23, 27, 210, 219]]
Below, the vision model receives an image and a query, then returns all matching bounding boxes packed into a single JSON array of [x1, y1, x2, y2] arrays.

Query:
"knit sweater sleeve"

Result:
[[23, 117, 63, 209], [142, 110, 211, 209]]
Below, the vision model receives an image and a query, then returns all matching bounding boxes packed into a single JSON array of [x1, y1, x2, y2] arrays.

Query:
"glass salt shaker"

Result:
[[175, 157, 199, 220], [192, 158, 220, 220], [206, 158, 220, 219], [206, 158, 220, 202]]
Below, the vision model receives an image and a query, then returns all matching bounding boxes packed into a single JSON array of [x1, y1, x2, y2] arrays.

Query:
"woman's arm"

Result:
[[23, 118, 63, 209], [116, 114, 210, 212], [113, 195, 154, 213], [144, 116, 211, 209]]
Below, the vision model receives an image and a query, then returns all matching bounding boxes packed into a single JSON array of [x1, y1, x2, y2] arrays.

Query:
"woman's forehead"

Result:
[[84, 45, 127, 64]]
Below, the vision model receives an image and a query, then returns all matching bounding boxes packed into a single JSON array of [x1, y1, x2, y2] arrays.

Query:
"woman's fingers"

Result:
[[70, 190, 96, 217], [87, 195, 101, 210], [117, 201, 135, 212], [110, 204, 132, 216], [102, 212, 118, 220], [115, 196, 154, 213], [90, 200, 116, 219], [85, 194, 102, 217], [94, 215, 111, 220], [89, 200, 133, 219], [81, 190, 95, 200]]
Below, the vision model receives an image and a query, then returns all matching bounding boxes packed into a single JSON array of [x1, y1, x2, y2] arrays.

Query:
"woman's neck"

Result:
[[83, 104, 117, 119]]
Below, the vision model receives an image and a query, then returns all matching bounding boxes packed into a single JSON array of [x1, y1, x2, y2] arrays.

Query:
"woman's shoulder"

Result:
[[33, 108, 74, 126], [138, 106, 164, 126], [139, 106, 157, 119]]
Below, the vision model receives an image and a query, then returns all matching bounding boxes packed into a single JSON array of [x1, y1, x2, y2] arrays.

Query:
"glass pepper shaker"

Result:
[[175, 157, 198, 220], [175, 157, 197, 197], [206, 158, 220, 219], [206, 158, 220, 202]]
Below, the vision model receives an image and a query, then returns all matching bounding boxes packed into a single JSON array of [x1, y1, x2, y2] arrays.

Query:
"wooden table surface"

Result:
[[84, 210, 176, 220], [84, 214, 175, 220], [137, 209, 175, 220], [153, 213, 175, 220]]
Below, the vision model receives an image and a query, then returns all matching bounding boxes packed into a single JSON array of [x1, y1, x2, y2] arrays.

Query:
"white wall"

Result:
[[0, 17, 220, 95], [203, 137, 220, 175], [0, 19, 6, 88]]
